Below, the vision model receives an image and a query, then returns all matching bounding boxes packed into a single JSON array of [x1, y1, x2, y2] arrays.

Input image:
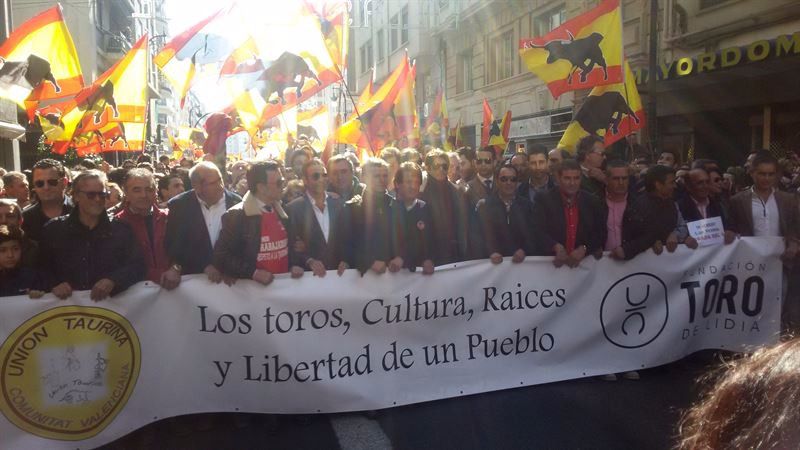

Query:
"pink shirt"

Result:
[[605, 195, 627, 251]]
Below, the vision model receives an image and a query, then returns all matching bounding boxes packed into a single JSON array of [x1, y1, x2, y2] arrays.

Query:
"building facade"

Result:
[[347, 0, 800, 166]]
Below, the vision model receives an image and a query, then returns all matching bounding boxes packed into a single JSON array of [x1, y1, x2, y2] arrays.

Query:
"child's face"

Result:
[[0, 241, 21, 270]]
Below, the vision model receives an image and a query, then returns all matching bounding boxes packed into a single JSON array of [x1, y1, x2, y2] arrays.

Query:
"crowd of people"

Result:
[[0, 136, 798, 325]]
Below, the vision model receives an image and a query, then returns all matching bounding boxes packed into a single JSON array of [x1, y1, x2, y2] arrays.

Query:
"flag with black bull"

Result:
[[557, 61, 645, 151], [519, 0, 623, 98]]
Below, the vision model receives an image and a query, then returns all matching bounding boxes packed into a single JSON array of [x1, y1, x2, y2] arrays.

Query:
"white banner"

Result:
[[0, 238, 784, 449]]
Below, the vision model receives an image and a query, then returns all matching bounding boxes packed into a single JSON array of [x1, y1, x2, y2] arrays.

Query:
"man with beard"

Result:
[[420, 149, 469, 264]]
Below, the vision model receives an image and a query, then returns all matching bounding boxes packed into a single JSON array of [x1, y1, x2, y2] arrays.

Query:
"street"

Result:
[[103, 353, 717, 450]]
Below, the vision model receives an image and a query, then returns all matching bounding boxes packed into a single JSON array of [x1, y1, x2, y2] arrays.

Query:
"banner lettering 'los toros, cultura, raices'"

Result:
[[0, 238, 784, 449]]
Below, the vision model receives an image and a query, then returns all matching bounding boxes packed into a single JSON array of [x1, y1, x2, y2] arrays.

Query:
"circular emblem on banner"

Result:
[[0, 306, 140, 441], [600, 273, 669, 349]]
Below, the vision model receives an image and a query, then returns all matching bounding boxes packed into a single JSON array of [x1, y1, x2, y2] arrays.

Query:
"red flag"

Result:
[[481, 99, 493, 148]]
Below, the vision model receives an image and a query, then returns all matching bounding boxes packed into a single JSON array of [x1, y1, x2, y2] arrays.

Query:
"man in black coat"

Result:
[[532, 160, 606, 268], [618, 165, 697, 260], [676, 168, 736, 244], [40, 170, 143, 300], [334, 158, 396, 275], [420, 149, 469, 264], [22, 159, 73, 242], [214, 161, 298, 286], [391, 162, 434, 274], [165, 161, 241, 284], [286, 158, 342, 276], [475, 164, 536, 264]]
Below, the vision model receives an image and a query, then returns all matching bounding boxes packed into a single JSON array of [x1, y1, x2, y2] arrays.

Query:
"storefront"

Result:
[[506, 107, 572, 154], [633, 32, 800, 168]]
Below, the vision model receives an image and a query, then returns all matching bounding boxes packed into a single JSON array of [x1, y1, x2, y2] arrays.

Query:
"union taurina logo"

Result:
[[0, 306, 140, 441]]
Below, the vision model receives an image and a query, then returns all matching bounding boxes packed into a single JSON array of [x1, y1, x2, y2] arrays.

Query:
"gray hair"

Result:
[[123, 168, 156, 190], [189, 161, 221, 186]]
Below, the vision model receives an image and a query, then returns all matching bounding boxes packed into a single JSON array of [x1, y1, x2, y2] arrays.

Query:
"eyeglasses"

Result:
[[309, 172, 328, 181], [499, 176, 518, 183], [80, 191, 109, 200], [476, 158, 493, 165], [34, 179, 60, 188]]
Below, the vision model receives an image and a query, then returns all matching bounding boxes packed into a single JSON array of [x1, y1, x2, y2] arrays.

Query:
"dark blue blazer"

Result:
[[286, 194, 342, 270], [165, 189, 241, 274]]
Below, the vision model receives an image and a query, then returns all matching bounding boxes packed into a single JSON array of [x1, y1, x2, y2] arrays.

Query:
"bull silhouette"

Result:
[[574, 91, 639, 137], [0, 54, 61, 93], [255, 52, 321, 104], [297, 124, 320, 142], [84, 81, 119, 125], [528, 31, 607, 84]]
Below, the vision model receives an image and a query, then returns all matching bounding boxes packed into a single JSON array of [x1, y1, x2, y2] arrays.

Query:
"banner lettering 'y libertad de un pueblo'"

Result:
[[0, 238, 784, 449]]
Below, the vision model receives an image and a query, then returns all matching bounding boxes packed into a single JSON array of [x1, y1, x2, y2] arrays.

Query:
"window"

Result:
[[360, 39, 373, 73], [377, 29, 385, 61], [487, 30, 514, 84], [401, 6, 409, 44], [390, 14, 399, 50], [456, 50, 473, 93], [534, 6, 566, 36]]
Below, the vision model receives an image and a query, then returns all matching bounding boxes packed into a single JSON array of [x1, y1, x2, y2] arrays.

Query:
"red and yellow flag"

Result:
[[0, 5, 83, 119], [449, 117, 465, 149], [336, 57, 411, 155], [155, 7, 235, 108], [519, 0, 622, 98], [481, 99, 493, 148], [425, 88, 451, 150], [302, 0, 349, 70], [40, 36, 148, 155], [489, 110, 512, 154], [557, 61, 645, 151], [393, 61, 418, 147], [297, 104, 331, 155]]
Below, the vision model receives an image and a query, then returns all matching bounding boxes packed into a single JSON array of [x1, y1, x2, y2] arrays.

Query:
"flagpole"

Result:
[[332, 65, 376, 157]]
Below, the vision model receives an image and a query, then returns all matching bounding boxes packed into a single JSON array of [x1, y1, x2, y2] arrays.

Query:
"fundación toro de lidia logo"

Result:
[[0, 306, 141, 441]]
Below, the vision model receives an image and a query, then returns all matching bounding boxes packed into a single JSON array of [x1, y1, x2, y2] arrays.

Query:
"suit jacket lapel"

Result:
[[189, 192, 212, 251]]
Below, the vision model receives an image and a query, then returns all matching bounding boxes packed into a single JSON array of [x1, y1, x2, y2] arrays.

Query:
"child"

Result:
[[0, 225, 47, 298]]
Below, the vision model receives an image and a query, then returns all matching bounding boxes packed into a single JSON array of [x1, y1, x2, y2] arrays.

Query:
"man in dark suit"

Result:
[[476, 164, 536, 264], [677, 168, 736, 244], [464, 147, 497, 209], [286, 158, 342, 277], [532, 160, 606, 268], [165, 161, 241, 285], [391, 162, 434, 274], [420, 149, 469, 264], [576, 135, 607, 199], [727, 151, 800, 330], [334, 158, 396, 275]]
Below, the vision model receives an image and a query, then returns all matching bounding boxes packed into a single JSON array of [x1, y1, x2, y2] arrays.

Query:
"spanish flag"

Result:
[[557, 61, 645, 152], [394, 60, 418, 147], [155, 7, 234, 108], [336, 57, 410, 154], [489, 110, 512, 154], [519, 0, 623, 98], [425, 88, 451, 150], [40, 36, 149, 155], [302, 0, 350, 70], [297, 104, 331, 155], [481, 99, 493, 148], [0, 5, 83, 119]]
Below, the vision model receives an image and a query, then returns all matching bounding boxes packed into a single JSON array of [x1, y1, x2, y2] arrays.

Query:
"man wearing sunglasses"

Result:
[[286, 158, 342, 277], [465, 147, 497, 209], [474, 164, 536, 265], [214, 160, 298, 286], [420, 149, 469, 265], [22, 159, 72, 242], [39, 170, 143, 301], [576, 135, 608, 199]]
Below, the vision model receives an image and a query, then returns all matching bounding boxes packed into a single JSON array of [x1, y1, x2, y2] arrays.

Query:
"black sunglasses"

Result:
[[476, 158, 493, 165], [81, 191, 110, 200], [34, 179, 60, 188], [309, 172, 328, 181], [499, 176, 518, 183]]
